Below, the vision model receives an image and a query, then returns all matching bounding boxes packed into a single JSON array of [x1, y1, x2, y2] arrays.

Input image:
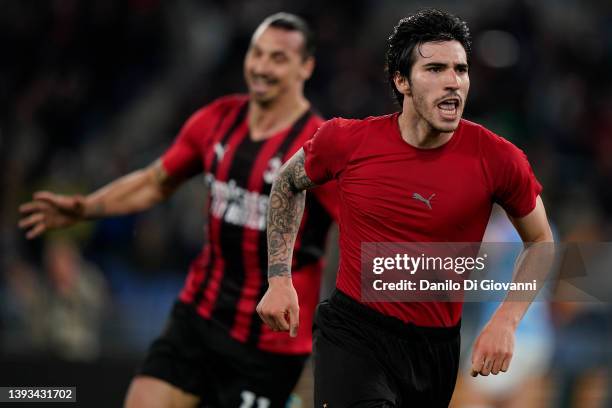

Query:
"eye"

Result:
[[456, 66, 469, 73], [272, 53, 288, 63], [428, 66, 442, 73]]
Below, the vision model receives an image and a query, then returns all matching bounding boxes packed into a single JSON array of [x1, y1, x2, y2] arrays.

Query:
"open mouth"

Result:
[[437, 98, 460, 118], [251, 75, 277, 85], [250, 76, 278, 94]]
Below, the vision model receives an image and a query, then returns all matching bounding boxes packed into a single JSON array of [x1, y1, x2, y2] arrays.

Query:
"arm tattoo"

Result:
[[267, 149, 317, 278], [286, 149, 316, 191]]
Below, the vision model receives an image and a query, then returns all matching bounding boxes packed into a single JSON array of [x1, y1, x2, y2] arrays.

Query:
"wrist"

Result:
[[268, 275, 293, 286], [81, 196, 99, 220], [268, 263, 291, 280]]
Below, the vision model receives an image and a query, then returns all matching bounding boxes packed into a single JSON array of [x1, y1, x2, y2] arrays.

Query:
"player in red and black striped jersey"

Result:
[[19, 13, 337, 408], [163, 93, 335, 354]]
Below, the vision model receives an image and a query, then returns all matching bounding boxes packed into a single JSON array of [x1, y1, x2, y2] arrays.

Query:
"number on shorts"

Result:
[[239, 390, 270, 408]]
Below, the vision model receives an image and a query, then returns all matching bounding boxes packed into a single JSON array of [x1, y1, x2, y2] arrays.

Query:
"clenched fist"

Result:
[[256, 276, 300, 337]]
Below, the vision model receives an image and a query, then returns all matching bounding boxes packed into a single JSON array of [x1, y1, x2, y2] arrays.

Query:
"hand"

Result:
[[18, 191, 86, 239], [470, 315, 515, 377], [256, 276, 299, 337]]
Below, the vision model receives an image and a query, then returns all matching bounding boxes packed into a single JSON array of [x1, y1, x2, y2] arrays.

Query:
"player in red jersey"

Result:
[[258, 9, 554, 407], [19, 13, 337, 408]]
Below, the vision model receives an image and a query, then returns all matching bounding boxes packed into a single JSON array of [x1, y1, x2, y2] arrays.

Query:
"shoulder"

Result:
[[200, 93, 248, 117], [460, 119, 525, 158], [309, 118, 362, 151], [318, 113, 394, 138], [184, 94, 248, 129], [209, 93, 249, 109], [332, 113, 394, 129], [308, 113, 398, 158]]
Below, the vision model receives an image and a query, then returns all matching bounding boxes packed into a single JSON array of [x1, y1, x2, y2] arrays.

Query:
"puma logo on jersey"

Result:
[[263, 157, 282, 184], [412, 192, 435, 209], [214, 142, 228, 161]]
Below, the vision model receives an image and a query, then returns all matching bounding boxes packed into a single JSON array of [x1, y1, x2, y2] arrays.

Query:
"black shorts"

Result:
[[139, 301, 308, 408], [313, 290, 461, 408]]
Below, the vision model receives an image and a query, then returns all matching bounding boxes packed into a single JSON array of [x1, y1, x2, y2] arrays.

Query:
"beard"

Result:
[[247, 73, 281, 103], [251, 92, 274, 107], [411, 90, 462, 133]]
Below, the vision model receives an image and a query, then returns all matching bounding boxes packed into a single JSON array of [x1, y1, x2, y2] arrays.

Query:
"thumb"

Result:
[[288, 304, 299, 338], [34, 192, 81, 211], [34, 191, 67, 207]]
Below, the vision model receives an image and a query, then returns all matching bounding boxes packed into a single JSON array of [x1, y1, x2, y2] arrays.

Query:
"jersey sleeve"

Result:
[[303, 118, 352, 185], [488, 138, 542, 218], [161, 104, 219, 181]]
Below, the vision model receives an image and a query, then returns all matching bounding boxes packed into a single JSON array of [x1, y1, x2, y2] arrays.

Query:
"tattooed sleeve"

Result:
[[267, 149, 317, 278]]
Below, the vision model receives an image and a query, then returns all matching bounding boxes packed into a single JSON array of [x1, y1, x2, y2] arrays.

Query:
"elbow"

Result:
[[273, 170, 299, 195], [533, 226, 554, 243]]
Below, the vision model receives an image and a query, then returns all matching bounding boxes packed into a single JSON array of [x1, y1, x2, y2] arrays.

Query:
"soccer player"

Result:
[[19, 13, 337, 408], [257, 9, 554, 407]]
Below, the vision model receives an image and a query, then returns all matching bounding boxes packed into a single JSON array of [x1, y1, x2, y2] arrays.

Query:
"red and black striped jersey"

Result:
[[162, 94, 337, 354]]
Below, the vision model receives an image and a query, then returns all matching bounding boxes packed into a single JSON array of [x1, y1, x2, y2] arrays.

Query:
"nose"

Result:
[[252, 55, 271, 75], [444, 70, 460, 90]]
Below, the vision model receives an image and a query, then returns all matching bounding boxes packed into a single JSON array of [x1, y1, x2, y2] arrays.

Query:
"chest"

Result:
[[203, 132, 283, 194], [341, 151, 492, 239], [200, 129, 299, 231]]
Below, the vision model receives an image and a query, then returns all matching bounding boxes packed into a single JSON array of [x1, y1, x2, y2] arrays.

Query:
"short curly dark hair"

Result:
[[385, 9, 472, 106]]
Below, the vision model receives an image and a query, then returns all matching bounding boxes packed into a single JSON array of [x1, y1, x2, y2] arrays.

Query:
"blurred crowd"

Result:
[[1, 0, 611, 406]]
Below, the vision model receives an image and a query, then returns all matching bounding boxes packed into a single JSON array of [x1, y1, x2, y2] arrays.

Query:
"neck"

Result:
[[397, 100, 454, 149], [249, 88, 310, 141]]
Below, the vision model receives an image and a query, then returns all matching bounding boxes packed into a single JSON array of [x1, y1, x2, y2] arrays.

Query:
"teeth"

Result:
[[437, 98, 459, 113]]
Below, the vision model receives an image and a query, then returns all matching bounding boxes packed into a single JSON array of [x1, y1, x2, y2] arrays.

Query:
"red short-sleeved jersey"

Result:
[[162, 95, 338, 354], [303, 113, 541, 327]]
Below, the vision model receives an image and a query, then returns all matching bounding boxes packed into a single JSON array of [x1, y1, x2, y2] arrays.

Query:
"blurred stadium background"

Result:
[[1, 0, 611, 406]]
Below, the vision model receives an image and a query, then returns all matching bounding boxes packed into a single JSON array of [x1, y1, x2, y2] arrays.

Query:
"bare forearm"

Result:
[[495, 237, 555, 327], [267, 149, 316, 279], [493, 198, 555, 326], [470, 198, 553, 377], [83, 160, 176, 218]]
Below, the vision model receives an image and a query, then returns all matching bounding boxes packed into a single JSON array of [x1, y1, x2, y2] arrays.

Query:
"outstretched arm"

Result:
[[470, 196, 554, 377], [257, 148, 318, 336], [19, 159, 182, 239]]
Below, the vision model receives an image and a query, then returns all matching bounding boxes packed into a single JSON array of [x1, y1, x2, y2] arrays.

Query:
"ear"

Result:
[[393, 72, 411, 96], [300, 56, 315, 80]]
